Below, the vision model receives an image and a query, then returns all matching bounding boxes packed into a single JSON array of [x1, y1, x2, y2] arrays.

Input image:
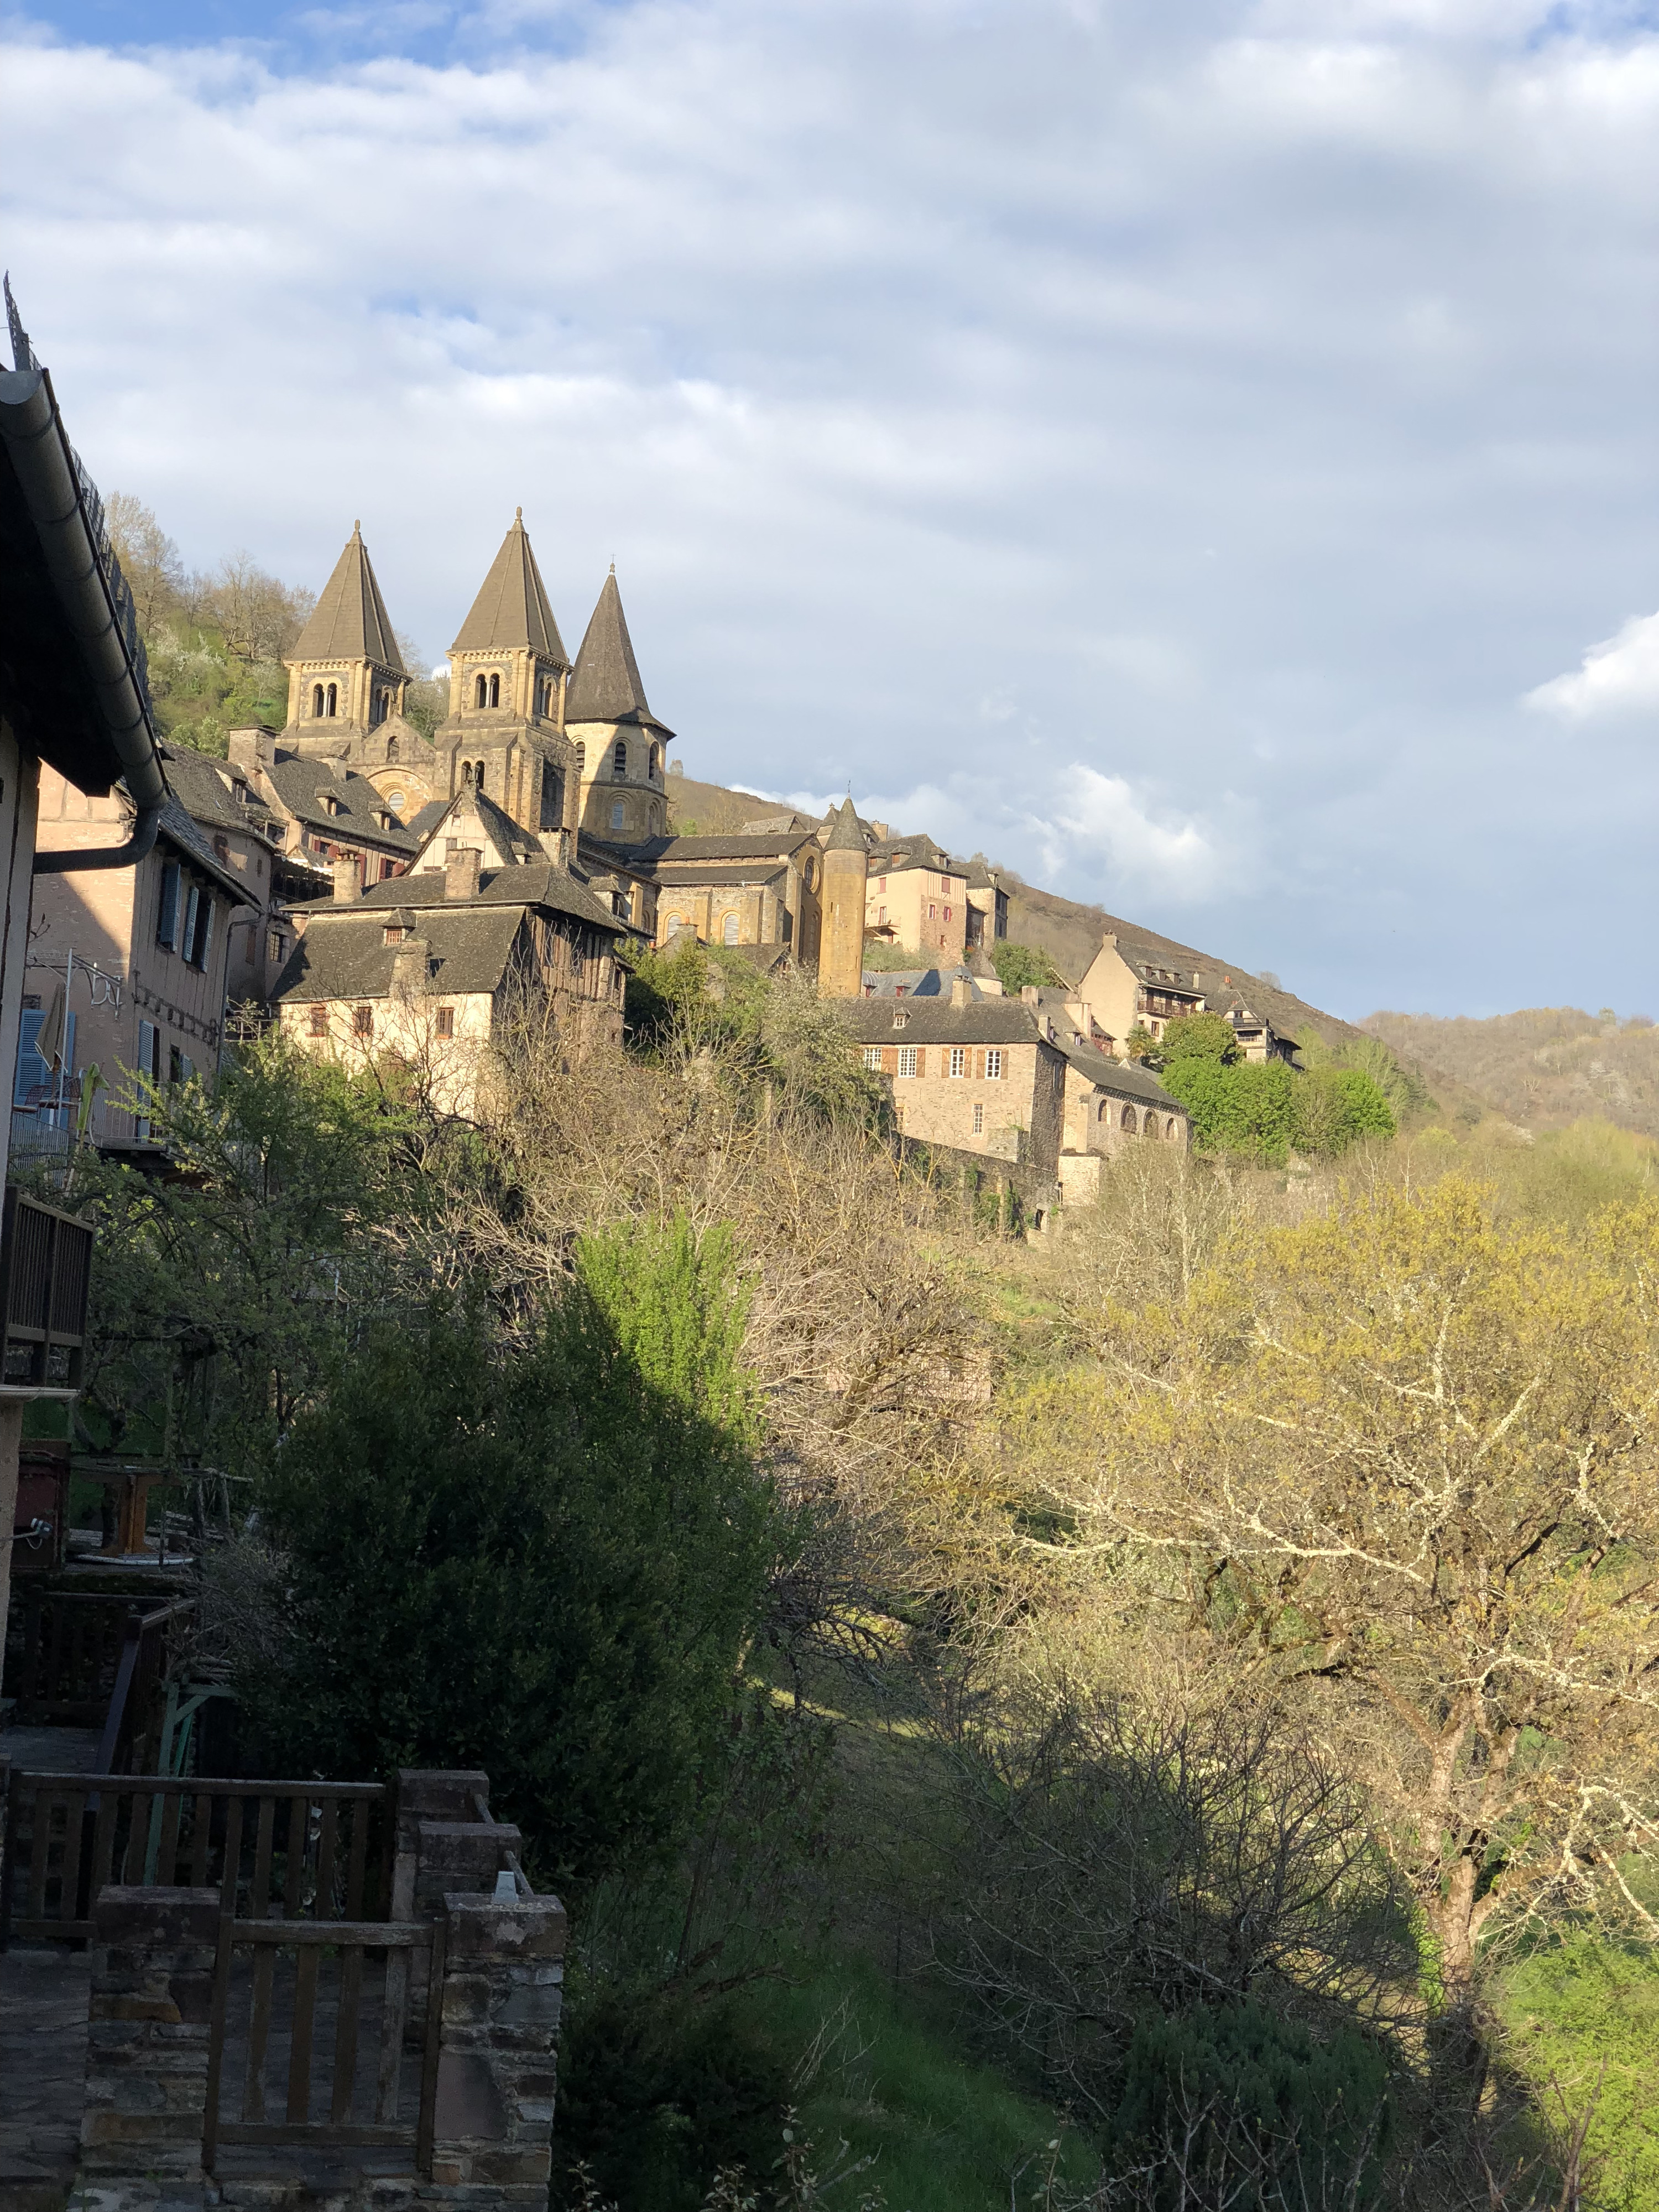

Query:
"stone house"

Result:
[[1073, 931, 1299, 1062], [864, 832, 971, 963], [224, 728, 419, 891], [272, 824, 639, 1114], [27, 772, 257, 1142], [838, 974, 1188, 1188], [611, 828, 825, 957]]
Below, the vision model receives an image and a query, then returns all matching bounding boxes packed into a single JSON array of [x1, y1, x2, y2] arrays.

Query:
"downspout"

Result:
[[0, 348, 168, 874]]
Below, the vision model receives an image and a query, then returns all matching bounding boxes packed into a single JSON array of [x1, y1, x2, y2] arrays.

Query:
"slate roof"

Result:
[[407, 785, 543, 869], [265, 757, 419, 852], [565, 569, 670, 732], [651, 863, 787, 890], [838, 999, 1043, 1047], [159, 744, 277, 842], [868, 833, 958, 874], [272, 905, 526, 1004], [825, 797, 865, 853], [450, 512, 568, 663], [862, 967, 984, 1000], [624, 833, 816, 864], [1088, 925, 1305, 1047], [290, 524, 404, 674], [286, 860, 635, 937], [1054, 1035, 1186, 1110], [155, 794, 258, 906]]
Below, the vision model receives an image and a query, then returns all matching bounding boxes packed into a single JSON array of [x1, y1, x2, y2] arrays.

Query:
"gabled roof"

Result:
[[156, 795, 259, 906], [624, 832, 817, 865], [651, 862, 787, 890], [406, 784, 542, 872], [272, 904, 526, 1004], [861, 967, 984, 1000], [285, 860, 634, 937], [1054, 1035, 1185, 1109], [290, 524, 405, 674], [450, 510, 568, 664], [159, 744, 278, 843], [565, 568, 670, 732], [264, 755, 419, 851], [838, 999, 1041, 1047]]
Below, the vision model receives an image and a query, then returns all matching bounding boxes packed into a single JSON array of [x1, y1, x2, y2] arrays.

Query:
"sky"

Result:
[[3, 0, 1657, 1020]]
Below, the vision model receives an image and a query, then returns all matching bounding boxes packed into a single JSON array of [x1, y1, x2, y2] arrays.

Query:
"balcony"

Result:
[[0, 1187, 94, 1396]]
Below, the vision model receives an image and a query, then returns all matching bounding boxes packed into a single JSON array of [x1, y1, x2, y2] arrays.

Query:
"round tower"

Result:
[[818, 797, 868, 998]]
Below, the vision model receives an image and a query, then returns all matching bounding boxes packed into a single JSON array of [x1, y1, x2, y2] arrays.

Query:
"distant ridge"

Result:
[[1364, 1007, 1659, 1141]]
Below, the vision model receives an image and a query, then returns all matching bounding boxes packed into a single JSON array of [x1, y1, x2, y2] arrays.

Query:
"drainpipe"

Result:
[[0, 345, 168, 874]]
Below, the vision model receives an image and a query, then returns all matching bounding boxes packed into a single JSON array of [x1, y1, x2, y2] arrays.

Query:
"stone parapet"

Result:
[[429, 1892, 567, 2208], [80, 1885, 218, 2204]]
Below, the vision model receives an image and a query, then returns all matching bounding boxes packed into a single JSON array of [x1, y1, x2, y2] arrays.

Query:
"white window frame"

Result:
[[863, 1046, 883, 1070], [986, 1049, 1003, 1079], [949, 1047, 966, 1077], [896, 1046, 918, 1078], [972, 1102, 984, 1134]]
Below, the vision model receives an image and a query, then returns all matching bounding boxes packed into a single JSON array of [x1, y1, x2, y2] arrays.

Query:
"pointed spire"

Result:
[[450, 513, 567, 662], [825, 796, 864, 852], [565, 568, 662, 728], [292, 524, 404, 672]]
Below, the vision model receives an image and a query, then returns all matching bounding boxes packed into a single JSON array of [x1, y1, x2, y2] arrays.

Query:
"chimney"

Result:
[[538, 828, 570, 869], [227, 726, 276, 774], [332, 858, 361, 903], [391, 937, 430, 1002], [1020, 984, 1041, 1008], [446, 847, 482, 901], [951, 972, 972, 1009]]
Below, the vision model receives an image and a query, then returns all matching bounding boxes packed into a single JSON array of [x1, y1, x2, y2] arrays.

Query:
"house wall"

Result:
[[1061, 1061, 1189, 1156], [30, 770, 240, 1141], [867, 863, 968, 962], [868, 1037, 1064, 1173], [280, 986, 498, 1117]]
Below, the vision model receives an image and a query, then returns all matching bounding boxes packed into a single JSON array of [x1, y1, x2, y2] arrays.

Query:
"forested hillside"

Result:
[[1365, 1006, 1659, 1139]]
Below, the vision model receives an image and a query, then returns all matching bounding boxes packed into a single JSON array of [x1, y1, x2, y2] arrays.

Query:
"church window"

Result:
[[949, 1047, 966, 1077], [387, 734, 399, 762], [1122, 1105, 1138, 1133], [973, 1103, 984, 1134], [1098, 1099, 1110, 1120], [611, 799, 625, 831], [722, 914, 739, 946], [649, 742, 661, 778], [311, 683, 324, 718], [896, 1047, 917, 1079], [388, 790, 406, 813], [663, 914, 684, 935], [489, 673, 500, 708], [326, 683, 338, 717], [475, 674, 488, 709], [435, 1007, 455, 1038], [985, 1049, 1002, 1079], [353, 1005, 374, 1039], [612, 739, 627, 777], [649, 803, 662, 834]]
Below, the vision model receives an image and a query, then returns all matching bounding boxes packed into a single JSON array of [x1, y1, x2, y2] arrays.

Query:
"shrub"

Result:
[[1292, 1067, 1396, 1155], [243, 1218, 777, 1882], [1161, 1057, 1298, 1165]]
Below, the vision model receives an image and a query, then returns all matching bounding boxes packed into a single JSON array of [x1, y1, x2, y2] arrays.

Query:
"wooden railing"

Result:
[[0, 1773, 385, 1946], [4, 1589, 131, 1723]]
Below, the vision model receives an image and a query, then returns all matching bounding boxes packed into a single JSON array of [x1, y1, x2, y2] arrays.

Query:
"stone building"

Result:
[[818, 797, 870, 999], [864, 832, 971, 963], [1073, 931, 1298, 1061], [631, 827, 823, 956], [566, 567, 675, 844]]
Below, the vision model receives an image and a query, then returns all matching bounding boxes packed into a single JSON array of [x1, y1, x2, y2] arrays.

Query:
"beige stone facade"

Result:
[[645, 832, 822, 957], [1073, 933, 1297, 1062], [866, 849, 970, 963]]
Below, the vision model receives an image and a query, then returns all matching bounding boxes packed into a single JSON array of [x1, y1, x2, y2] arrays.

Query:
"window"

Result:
[[311, 682, 325, 717], [985, 1049, 1002, 1079], [376, 811, 392, 830], [489, 672, 500, 708], [309, 1005, 327, 1036], [949, 1047, 966, 1077], [943, 905, 952, 922], [897, 1046, 918, 1078], [169, 1045, 184, 1086], [877, 906, 886, 925], [156, 861, 182, 950], [435, 1006, 455, 1039], [269, 930, 285, 964], [384, 924, 410, 945], [877, 877, 886, 892], [972, 1103, 983, 1134], [649, 742, 661, 778], [183, 888, 213, 971], [663, 913, 684, 935], [928, 903, 936, 920], [352, 1005, 374, 1039], [891, 1010, 909, 1029], [324, 794, 342, 817], [326, 682, 338, 717], [612, 739, 628, 777], [387, 734, 399, 762], [611, 800, 625, 831], [1122, 1105, 1138, 1133], [133, 1018, 159, 1138], [213, 833, 229, 862], [1098, 1099, 1109, 1120], [863, 1046, 883, 1070], [722, 914, 739, 946], [475, 674, 488, 709]]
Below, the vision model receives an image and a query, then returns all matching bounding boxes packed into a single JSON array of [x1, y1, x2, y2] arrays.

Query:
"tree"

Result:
[[104, 491, 186, 635], [1159, 1012, 1240, 1069], [1161, 1056, 1298, 1165], [205, 551, 314, 662], [991, 941, 1068, 992], [244, 1218, 780, 1881], [1029, 1180, 1659, 2021], [1291, 1067, 1396, 1155]]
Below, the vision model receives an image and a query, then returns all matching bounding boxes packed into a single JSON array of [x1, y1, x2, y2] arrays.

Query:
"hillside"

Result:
[[1363, 1006, 1659, 1139], [666, 765, 1378, 1056]]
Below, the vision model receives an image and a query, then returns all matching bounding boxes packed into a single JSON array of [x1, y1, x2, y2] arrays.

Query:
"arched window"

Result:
[[1098, 1099, 1110, 1120], [311, 683, 324, 718], [326, 682, 338, 717], [663, 914, 684, 936], [387, 734, 399, 762], [612, 739, 627, 777], [649, 803, 661, 834], [474, 761, 485, 794], [1121, 1105, 1138, 1134], [649, 741, 661, 778], [475, 674, 488, 709], [488, 673, 500, 709], [574, 743, 585, 776], [610, 799, 625, 831], [722, 914, 739, 946], [1167, 1117, 1181, 1141]]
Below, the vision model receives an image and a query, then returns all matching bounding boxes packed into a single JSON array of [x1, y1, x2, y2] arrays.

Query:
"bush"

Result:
[[550, 1987, 790, 2212], [1157, 1011, 1240, 1070], [1110, 2004, 1391, 2208], [244, 1218, 778, 1882], [1292, 1067, 1396, 1155]]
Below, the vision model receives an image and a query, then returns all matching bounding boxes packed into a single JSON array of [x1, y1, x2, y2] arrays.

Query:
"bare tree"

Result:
[[205, 551, 314, 662], [104, 491, 186, 634]]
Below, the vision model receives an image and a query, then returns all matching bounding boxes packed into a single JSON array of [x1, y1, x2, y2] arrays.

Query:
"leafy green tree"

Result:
[[1292, 1067, 1396, 1155], [1161, 1057, 1298, 1165], [990, 941, 1068, 992], [1159, 1011, 1240, 1068], [243, 1219, 779, 1881]]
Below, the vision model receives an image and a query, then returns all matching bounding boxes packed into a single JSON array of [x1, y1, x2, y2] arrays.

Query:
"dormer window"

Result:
[[384, 924, 410, 945], [324, 794, 343, 817], [376, 811, 392, 830], [892, 1010, 909, 1029]]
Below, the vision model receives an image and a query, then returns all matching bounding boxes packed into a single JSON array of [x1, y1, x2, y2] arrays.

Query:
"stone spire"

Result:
[[450, 510, 568, 665], [825, 796, 865, 852], [291, 522, 404, 674], [565, 568, 666, 731]]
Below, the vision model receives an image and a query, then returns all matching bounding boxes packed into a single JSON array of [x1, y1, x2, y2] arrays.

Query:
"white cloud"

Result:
[[1525, 610, 1659, 722], [3, 0, 1659, 1014]]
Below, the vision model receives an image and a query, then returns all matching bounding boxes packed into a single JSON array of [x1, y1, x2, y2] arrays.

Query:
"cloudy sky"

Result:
[[3, 0, 1656, 1019]]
